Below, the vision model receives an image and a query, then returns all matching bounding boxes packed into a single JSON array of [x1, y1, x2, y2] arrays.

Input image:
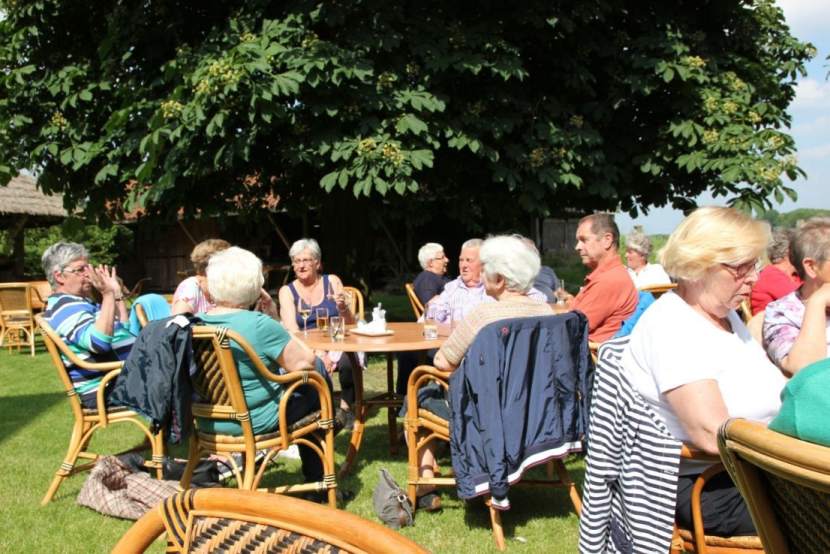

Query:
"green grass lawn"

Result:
[[0, 343, 583, 553]]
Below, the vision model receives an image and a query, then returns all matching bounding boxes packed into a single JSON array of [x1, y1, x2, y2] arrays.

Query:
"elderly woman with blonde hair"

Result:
[[625, 228, 670, 288], [172, 239, 231, 315], [622, 206, 786, 537]]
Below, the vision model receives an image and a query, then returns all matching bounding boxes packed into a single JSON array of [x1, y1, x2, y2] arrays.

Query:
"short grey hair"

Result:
[[790, 217, 830, 280], [479, 235, 540, 293], [206, 247, 264, 308], [42, 241, 89, 289], [768, 227, 793, 264], [461, 238, 483, 251], [626, 229, 652, 257], [289, 238, 322, 261], [417, 242, 444, 270]]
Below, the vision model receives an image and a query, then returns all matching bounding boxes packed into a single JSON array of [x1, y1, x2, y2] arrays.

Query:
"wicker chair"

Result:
[[639, 282, 677, 298], [404, 283, 425, 320], [134, 303, 149, 328], [113, 488, 429, 553], [719, 418, 830, 554], [671, 446, 764, 553], [183, 325, 338, 507], [28, 280, 52, 311], [406, 330, 585, 552], [739, 299, 753, 324], [35, 314, 164, 505], [342, 285, 364, 321], [0, 282, 36, 355]]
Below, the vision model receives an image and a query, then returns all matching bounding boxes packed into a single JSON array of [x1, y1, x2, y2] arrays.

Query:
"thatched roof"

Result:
[[0, 173, 68, 218]]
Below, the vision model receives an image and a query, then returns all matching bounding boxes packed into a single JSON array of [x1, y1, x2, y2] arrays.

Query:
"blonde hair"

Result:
[[660, 206, 769, 282], [191, 238, 231, 275]]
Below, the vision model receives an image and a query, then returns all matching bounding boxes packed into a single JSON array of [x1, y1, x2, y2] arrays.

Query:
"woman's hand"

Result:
[[88, 265, 122, 296], [255, 289, 279, 319], [318, 351, 335, 374]]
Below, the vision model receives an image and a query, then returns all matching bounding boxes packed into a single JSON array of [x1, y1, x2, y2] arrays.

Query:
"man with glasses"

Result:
[[41, 241, 136, 409]]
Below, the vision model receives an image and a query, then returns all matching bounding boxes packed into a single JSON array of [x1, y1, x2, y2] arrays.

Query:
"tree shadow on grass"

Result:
[[0, 391, 64, 447]]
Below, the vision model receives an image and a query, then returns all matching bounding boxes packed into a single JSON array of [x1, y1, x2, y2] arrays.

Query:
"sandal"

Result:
[[416, 491, 442, 512]]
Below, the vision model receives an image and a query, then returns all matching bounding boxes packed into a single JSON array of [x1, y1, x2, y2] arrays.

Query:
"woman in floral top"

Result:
[[763, 217, 830, 375]]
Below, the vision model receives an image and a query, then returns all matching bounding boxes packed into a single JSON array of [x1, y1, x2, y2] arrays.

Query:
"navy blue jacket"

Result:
[[449, 312, 591, 504]]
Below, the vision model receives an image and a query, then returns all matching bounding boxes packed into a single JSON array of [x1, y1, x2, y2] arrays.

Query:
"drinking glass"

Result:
[[316, 307, 329, 332], [330, 316, 345, 341], [423, 305, 438, 340], [555, 280, 568, 305], [297, 298, 312, 336]]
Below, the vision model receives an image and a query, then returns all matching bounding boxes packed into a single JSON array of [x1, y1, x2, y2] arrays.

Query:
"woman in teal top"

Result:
[[201, 246, 332, 483]]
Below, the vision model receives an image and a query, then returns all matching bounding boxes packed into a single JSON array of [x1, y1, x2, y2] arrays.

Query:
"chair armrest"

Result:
[[406, 365, 451, 421]]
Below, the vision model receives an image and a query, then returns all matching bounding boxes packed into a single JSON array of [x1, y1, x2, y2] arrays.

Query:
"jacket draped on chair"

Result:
[[449, 312, 591, 507]]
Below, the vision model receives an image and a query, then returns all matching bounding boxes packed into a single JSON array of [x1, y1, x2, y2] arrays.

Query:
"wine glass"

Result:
[[297, 298, 312, 336]]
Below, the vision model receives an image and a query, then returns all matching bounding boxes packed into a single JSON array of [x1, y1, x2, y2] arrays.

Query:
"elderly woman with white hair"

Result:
[[278, 238, 358, 427], [622, 207, 786, 537], [625, 228, 670, 289], [200, 246, 329, 485], [41, 241, 135, 409], [413, 235, 553, 511], [412, 242, 450, 305]]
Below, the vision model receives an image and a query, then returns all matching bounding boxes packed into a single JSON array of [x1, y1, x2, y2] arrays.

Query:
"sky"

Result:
[[616, 0, 830, 234]]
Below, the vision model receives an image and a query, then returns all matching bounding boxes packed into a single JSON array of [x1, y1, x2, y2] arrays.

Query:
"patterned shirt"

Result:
[[43, 294, 136, 396], [763, 290, 830, 366], [173, 276, 214, 314], [428, 276, 548, 324]]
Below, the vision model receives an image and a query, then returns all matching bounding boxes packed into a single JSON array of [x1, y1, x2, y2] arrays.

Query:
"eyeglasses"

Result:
[[721, 260, 762, 280], [62, 264, 90, 275], [292, 258, 316, 266]]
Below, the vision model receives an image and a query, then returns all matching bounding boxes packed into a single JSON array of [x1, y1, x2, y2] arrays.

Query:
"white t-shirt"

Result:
[[628, 263, 672, 289], [623, 291, 785, 474]]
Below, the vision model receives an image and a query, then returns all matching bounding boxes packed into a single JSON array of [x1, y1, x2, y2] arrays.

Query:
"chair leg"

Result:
[[180, 436, 200, 490], [406, 425, 420, 511], [41, 420, 87, 505], [554, 459, 582, 515], [488, 500, 507, 551]]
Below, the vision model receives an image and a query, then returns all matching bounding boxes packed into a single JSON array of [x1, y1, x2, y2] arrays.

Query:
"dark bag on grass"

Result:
[[372, 468, 414, 529]]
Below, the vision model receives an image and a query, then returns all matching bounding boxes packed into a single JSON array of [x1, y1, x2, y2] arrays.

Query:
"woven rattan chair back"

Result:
[[186, 325, 337, 502], [190, 326, 245, 421], [342, 286, 364, 321], [113, 488, 430, 553], [719, 418, 830, 554], [638, 282, 677, 298], [404, 283, 425, 320], [0, 282, 36, 355], [28, 280, 52, 311], [35, 314, 164, 505]]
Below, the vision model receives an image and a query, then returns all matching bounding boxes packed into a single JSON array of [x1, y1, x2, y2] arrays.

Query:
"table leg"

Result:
[[338, 351, 365, 478], [386, 353, 398, 455]]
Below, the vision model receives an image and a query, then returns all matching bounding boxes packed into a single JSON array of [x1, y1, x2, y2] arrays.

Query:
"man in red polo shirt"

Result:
[[561, 213, 638, 342]]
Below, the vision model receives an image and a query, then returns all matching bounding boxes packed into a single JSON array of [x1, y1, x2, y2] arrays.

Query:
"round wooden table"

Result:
[[297, 322, 445, 476]]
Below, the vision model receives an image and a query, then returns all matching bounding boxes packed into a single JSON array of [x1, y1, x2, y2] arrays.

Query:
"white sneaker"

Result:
[[276, 444, 301, 460]]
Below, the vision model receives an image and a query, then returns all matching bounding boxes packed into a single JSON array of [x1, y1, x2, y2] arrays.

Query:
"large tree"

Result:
[[0, 0, 814, 226]]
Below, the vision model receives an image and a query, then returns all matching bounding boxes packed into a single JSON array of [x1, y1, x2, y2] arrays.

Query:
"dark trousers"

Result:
[[675, 471, 756, 537], [395, 349, 438, 396], [282, 359, 334, 482], [335, 352, 357, 405]]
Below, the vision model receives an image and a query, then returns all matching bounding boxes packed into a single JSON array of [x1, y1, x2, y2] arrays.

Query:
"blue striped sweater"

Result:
[[43, 294, 136, 396]]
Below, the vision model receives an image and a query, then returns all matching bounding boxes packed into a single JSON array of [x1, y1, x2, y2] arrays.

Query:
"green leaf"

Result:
[[320, 171, 338, 191]]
